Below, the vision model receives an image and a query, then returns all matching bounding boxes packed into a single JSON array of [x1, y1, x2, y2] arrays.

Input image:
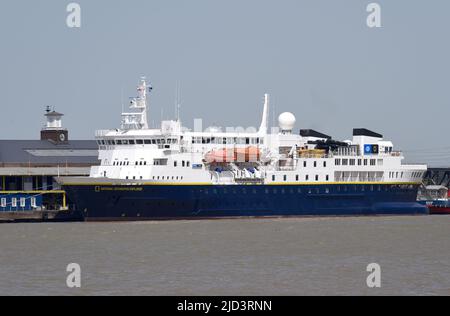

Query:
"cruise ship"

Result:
[[58, 77, 429, 221]]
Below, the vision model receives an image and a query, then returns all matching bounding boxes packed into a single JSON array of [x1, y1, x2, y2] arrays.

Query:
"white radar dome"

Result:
[[278, 112, 296, 131]]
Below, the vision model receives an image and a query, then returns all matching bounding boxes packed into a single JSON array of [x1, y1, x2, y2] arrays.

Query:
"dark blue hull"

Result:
[[62, 183, 428, 221]]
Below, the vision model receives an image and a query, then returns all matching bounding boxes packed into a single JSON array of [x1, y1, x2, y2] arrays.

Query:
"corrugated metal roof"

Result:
[[0, 140, 99, 164]]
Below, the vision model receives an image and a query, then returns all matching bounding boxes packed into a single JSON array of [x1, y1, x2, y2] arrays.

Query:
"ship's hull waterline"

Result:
[[62, 182, 428, 221]]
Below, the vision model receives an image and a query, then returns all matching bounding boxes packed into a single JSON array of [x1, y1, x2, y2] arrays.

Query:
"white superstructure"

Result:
[[89, 78, 426, 186]]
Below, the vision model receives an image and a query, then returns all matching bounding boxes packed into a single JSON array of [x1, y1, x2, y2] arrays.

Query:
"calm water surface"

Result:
[[0, 216, 449, 296]]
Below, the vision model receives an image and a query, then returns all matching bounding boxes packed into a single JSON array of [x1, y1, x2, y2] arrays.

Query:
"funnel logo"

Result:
[[364, 144, 379, 155]]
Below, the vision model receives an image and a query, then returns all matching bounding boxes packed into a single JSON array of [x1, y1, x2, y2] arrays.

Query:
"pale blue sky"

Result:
[[1, 0, 449, 166]]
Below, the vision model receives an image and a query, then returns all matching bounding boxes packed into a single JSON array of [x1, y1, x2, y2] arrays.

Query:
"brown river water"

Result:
[[0, 216, 449, 296]]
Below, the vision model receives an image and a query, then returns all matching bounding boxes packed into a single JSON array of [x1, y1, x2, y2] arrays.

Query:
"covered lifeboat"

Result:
[[205, 147, 261, 163]]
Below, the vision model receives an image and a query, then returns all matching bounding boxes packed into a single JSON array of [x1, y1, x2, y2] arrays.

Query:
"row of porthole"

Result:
[[153, 176, 184, 181], [199, 184, 415, 195]]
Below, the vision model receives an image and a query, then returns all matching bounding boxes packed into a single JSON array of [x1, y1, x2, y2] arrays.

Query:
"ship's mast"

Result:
[[121, 77, 152, 130]]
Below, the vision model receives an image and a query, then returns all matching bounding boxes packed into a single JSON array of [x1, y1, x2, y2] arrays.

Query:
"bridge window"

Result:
[[136, 140, 144, 145]]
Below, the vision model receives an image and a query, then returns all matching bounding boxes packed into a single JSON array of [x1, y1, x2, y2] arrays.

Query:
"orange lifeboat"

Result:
[[234, 147, 261, 163], [205, 147, 261, 163], [205, 148, 234, 163]]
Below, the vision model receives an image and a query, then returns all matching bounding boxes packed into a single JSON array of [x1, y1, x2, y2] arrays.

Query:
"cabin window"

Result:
[[296, 175, 299, 181], [129, 140, 135, 145], [314, 161, 317, 167], [174, 161, 177, 167], [272, 175, 276, 182], [284, 175, 287, 182], [364, 159, 368, 166], [1, 198, 6, 208], [323, 161, 327, 167], [342, 159, 348, 166], [358, 159, 362, 166], [350, 159, 355, 166], [136, 140, 144, 145], [335, 159, 341, 166], [304, 161, 307, 167], [12, 198, 17, 207], [326, 175, 330, 181], [186, 161, 190, 168], [306, 175, 309, 181], [116, 140, 122, 145], [182, 161, 185, 167], [144, 139, 151, 144], [315, 175, 319, 181]]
